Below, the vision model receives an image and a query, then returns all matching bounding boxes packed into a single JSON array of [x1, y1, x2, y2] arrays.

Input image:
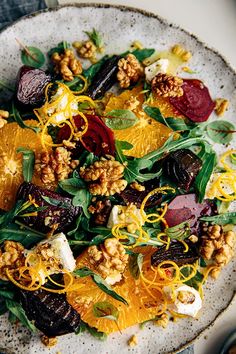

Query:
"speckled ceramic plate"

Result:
[[0, 3, 236, 354]]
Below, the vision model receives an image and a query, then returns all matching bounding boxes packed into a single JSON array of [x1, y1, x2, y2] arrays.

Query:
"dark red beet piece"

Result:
[[165, 193, 214, 233], [16, 66, 51, 108], [16, 182, 80, 233], [57, 114, 115, 157], [169, 79, 215, 122]]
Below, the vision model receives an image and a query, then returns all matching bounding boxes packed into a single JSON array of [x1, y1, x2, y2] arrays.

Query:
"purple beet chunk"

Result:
[[165, 193, 214, 233], [16, 182, 80, 234], [16, 66, 51, 108]]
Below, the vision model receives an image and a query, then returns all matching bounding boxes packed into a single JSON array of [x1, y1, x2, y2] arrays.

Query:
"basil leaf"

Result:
[[144, 106, 190, 131], [41, 195, 72, 209], [129, 253, 143, 279], [195, 152, 217, 203], [74, 267, 128, 305], [11, 102, 39, 133], [21, 46, 45, 69], [206, 120, 235, 144], [93, 301, 119, 321], [200, 212, 236, 225], [5, 299, 37, 332], [59, 177, 86, 195], [72, 189, 91, 218], [132, 48, 155, 62], [105, 109, 138, 130], [17, 147, 35, 183], [85, 28, 103, 48]]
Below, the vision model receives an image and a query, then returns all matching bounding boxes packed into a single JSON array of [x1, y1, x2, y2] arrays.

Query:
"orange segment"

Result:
[[67, 247, 164, 334], [104, 86, 183, 158], [0, 121, 50, 210]]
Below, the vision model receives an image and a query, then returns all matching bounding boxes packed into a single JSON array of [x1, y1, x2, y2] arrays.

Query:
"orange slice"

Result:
[[0, 121, 50, 210], [104, 86, 182, 158], [67, 246, 164, 334]]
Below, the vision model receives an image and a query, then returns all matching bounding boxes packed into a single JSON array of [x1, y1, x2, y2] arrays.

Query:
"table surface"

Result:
[[58, 1, 236, 353]]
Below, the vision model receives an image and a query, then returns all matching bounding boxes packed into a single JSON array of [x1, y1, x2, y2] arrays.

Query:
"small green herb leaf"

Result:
[[166, 220, 191, 240], [41, 195, 72, 209], [72, 189, 91, 218], [105, 109, 138, 130], [200, 212, 236, 225], [77, 321, 107, 340], [11, 102, 39, 133], [85, 28, 104, 48], [129, 253, 143, 279], [93, 301, 119, 321], [144, 106, 190, 131], [5, 299, 37, 332], [21, 46, 45, 69], [59, 177, 86, 195], [206, 120, 235, 144], [17, 147, 35, 183], [132, 48, 155, 62], [195, 152, 216, 203], [83, 55, 109, 82], [47, 41, 70, 58], [74, 267, 128, 305]]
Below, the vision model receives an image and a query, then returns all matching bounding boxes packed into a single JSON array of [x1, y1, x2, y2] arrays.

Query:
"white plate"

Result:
[[0, 4, 235, 354]]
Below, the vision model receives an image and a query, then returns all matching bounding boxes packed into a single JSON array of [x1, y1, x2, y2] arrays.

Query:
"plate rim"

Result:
[[0, 3, 235, 353]]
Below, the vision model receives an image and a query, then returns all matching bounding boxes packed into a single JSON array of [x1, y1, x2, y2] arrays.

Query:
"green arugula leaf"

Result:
[[47, 41, 70, 58], [72, 189, 91, 218], [76, 321, 107, 340], [200, 212, 236, 225], [21, 46, 45, 69], [0, 222, 44, 247], [129, 253, 143, 279], [17, 147, 35, 183], [59, 178, 86, 195], [166, 220, 191, 240], [132, 48, 155, 62], [195, 152, 217, 203], [206, 120, 235, 144], [83, 55, 109, 82], [85, 28, 104, 48], [144, 106, 190, 131], [0, 289, 14, 299], [181, 267, 204, 290], [93, 301, 119, 321], [5, 299, 37, 332], [41, 195, 72, 209], [74, 267, 128, 305], [105, 109, 138, 130], [11, 102, 39, 133]]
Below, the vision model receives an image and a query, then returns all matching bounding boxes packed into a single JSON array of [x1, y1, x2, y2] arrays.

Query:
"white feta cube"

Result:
[[145, 58, 169, 82]]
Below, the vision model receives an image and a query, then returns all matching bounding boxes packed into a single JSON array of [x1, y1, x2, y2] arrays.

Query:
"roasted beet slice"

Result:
[[151, 240, 199, 267], [120, 178, 161, 208], [57, 114, 115, 157], [20, 289, 81, 337], [86, 55, 120, 99], [16, 182, 80, 233], [16, 66, 51, 108], [164, 149, 202, 190], [169, 79, 215, 122], [164, 194, 214, 232]]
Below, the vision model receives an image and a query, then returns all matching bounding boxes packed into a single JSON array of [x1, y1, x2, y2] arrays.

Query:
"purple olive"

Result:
[[16, 66, 51, 108]]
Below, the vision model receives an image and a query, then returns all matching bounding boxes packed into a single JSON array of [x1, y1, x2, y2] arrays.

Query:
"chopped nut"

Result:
[[214, 98, 229, 116], [88, 199, 112, 225], [210, 267, 221, 279], [76, 40, 96, 59], [80, 159, 127, 196], [0, 110, 9, 129], [155, 313, 169, 328], [0, 241, 25, 280], [188, 234, 198, 243], [123, 95, 140, 111], [131, 41, 143, 50], [51, 49, 82, 81], [128, 335, 138, 347], [41, 335, 57, 347], [117, 54, 144, 88], [35, 147, 79, 184], [151, 73, 183, 98], [200, 225, 236, 277], [130, 181, 145, 192], [87, 238, 128, 283], [171, 44, 192, 62], [177, 290, 195, 304]]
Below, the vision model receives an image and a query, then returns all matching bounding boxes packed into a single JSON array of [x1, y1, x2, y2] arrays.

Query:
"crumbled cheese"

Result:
[[145, 59, 169, 82], [107, 205, 144, 229]]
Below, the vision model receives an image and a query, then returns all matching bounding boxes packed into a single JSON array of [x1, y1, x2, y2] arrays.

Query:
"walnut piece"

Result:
[[117, 54, 144, 88], [130, 181, 145, 192], [76, 40, 97, 59], [0, 109, 9, 128], [35, 147, 79, 184], [80, 160, 127, 196], [155, 313, 169, 329], [171, 44, 192, 62], [200, 225, 235, 278], [0, 241, 25, 280], [88, 238, 128, 284], [152, 73, 183, 98], [41, 335, 58, 347], [214, 98, 229, 116], [88, 199, 112, 225], [51, 49, 82, 81], [177, 290, 195, 304], [128, 335, 138, 347]]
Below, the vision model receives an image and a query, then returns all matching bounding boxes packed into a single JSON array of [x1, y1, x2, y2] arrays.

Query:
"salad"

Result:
[[0, 29, 235, 348]]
